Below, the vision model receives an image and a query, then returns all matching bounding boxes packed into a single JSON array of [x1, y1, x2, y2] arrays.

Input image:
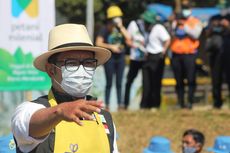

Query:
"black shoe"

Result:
[[174, 103, 185, 109], [186, 103, 193, 109]]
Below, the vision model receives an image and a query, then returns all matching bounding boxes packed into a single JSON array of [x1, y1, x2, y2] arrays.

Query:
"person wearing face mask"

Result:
[[170, 3, 203, 109], [221, 12, 230, 104], [96, 5, 132, 111], [182, 129, 205, 153], [140, 10, 171, 109], [11, 24, 119, 153], [204, 14, 225, 109], [123, 10, 156, 110]]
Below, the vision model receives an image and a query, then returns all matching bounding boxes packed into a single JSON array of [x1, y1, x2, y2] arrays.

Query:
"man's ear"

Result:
[[45, 63, 54, 77]]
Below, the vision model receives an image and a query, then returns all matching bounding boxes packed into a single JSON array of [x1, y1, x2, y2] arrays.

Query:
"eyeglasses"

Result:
[[54, 58, 98, 72]]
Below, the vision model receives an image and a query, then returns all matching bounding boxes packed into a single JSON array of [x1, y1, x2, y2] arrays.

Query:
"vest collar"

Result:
[[51, 87, 81, 104]]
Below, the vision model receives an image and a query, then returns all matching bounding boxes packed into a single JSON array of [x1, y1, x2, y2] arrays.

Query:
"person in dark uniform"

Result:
[[205, 12, 230, 109], [11, 24, 119, 153], [205, 14, 225, 108], [222, 12, 230, 101]]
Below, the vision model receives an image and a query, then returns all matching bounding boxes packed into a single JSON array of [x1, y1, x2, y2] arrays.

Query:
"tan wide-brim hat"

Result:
[[34, 24, 111, 72]]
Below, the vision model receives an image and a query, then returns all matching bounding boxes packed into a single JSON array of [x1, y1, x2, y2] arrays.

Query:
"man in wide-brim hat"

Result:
[[11, 24, 119, 153]]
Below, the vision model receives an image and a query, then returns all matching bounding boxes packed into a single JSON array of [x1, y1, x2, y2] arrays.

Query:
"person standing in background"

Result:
[[124, 10, 156, 110], [221, 12, 230, 101], [140, 10, 171, 109], [170, 3, 203, 109], [96, 5, 131, 111], [205, 14, 225, 109]]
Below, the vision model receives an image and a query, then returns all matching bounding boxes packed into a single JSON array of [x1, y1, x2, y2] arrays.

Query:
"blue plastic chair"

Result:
[[143, 136, 174, 153], [0, 133, 16, 153]]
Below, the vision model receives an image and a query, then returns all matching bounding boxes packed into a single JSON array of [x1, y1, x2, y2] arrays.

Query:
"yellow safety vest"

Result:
[[48, 91, 110, 153]]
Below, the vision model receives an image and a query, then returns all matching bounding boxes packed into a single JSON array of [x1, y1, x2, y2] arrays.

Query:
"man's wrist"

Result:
[[54, 105, 64, 121]]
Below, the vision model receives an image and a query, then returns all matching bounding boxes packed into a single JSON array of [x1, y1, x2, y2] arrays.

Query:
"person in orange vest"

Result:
[[170, 4, 203, 109]]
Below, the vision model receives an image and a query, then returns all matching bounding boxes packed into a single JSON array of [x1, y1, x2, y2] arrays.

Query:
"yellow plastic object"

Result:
[[165, 57, 171, 66], [196, 58, 203, 65], [107, 5, 123, 19], [162, 78, 176, 86]]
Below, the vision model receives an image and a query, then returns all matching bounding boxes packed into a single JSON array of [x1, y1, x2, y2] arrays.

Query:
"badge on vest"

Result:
[[99, 114, 110, 134], [99, 114, 106, 123], [103, 124, 110, 134]]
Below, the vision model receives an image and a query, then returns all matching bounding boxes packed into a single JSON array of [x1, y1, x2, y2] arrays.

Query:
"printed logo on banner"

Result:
[[12, 0, 38, 18]]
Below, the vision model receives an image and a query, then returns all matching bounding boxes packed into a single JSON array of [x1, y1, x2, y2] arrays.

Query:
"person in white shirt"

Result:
[[140, 12, 171, 109], [124, 10, 155, 109]]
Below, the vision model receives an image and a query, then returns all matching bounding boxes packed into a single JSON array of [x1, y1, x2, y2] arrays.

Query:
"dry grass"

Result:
[[112, 109, 230, 153]]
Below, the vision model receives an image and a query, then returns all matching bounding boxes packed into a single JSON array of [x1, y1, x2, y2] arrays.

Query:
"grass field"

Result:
[[112, 108, 230, 153]]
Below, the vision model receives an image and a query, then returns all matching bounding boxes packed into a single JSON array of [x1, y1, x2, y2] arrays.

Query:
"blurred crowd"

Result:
[[95, 2, 230, 111]]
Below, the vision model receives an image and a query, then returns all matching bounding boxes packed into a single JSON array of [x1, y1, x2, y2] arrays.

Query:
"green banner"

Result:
[[0, 47, 51, 90]]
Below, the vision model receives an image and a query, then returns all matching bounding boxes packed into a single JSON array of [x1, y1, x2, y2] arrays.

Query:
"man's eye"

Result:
[[55, 61, 65, 66], [66, 61, 79, 66], [84, 61, 94, 67]]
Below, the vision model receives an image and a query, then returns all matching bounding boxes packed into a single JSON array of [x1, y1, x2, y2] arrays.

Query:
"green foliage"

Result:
[[55, 0, 221, 38], [56, 0, 221, 24], [56, 0, 104, 23]]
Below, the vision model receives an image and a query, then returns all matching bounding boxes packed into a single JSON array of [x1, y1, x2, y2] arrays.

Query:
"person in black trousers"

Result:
[[205, 14, 225, 108], [141, 53, 167, 108], [95, 5, 131, 110], [170, 4, 203, 109], [124, 10, 156, 109], [205, 13, 230, 109], [140, 16, 171, 109], [222, 13, 230, 101]]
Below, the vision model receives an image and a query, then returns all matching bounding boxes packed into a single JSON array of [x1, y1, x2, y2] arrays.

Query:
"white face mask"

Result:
[[54, 65, 95, 97], [182, 9, 192, 18]]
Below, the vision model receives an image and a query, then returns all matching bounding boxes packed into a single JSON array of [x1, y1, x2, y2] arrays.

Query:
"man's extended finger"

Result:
[[81, 104, 101, 113], [86, 100, 103, 108], [78, 111, 94, 120]]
